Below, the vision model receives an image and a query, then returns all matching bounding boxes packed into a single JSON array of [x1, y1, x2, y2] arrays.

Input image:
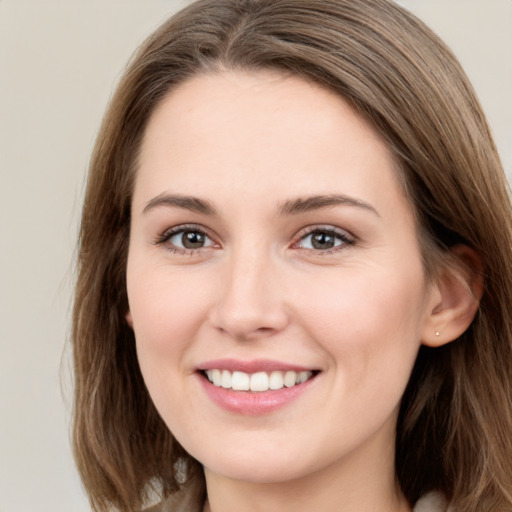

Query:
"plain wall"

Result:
[[0, 1, 510, 511]]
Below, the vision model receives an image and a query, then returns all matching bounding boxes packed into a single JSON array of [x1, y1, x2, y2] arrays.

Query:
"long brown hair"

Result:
[[72, 1, 512, 510]]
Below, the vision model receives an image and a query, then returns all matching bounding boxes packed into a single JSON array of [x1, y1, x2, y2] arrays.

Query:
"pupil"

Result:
[[182, 231, 204, 249], [312, 232, 334, 250]]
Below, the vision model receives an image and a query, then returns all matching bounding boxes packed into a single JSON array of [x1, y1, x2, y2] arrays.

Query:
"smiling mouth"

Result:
[[201, 369, 318, 392]]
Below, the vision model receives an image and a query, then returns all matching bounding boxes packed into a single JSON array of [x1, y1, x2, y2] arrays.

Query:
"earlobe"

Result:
[[126, 310, 133, 329], [422, 245, 484, 348]]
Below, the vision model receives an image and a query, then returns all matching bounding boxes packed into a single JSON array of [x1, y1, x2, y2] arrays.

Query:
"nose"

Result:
[[209, 248, 290, 340]]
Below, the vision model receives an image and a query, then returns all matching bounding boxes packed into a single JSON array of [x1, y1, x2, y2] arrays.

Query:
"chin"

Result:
[[203, 456, 312, 485], [189, 433, 335, 486]]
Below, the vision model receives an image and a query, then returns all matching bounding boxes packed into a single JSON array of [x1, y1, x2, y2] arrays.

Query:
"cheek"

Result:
[[127, 263, 211, 353], [126, 264, 213, 422], [297, 263, 427, 383]]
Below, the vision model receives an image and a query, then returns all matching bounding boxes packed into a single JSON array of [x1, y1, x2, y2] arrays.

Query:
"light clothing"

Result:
[[144, 487, 202, 512], [145, 490, 449, 512], [414, 492, 450, 511]]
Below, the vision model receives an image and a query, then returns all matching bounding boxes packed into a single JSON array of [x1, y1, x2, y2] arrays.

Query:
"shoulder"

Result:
[[413, 492, 450, 512]]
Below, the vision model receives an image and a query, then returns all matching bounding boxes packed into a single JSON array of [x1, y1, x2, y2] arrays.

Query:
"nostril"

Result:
[[255, 327, 275, 334], [212, 319, 284, 341]]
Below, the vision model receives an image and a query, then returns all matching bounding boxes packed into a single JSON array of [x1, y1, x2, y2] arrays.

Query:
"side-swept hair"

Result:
[[72, 1, 512, 510]]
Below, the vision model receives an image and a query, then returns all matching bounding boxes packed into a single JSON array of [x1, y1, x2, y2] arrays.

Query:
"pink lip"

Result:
[[196, 359, 319, 416], [197, 358, 314, 373]]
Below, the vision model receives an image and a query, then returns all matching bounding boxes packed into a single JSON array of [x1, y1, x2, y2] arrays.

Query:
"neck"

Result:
[[202, 425, 411, 512]]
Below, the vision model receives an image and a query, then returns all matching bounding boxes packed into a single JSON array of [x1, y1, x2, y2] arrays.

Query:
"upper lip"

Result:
[[197, 358, 318, 374]]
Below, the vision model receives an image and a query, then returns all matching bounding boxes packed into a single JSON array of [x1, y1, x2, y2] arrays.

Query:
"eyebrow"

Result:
[[142, 192, 379, 218], [279, 194, 379, 217], [142, 193, 218, 216]]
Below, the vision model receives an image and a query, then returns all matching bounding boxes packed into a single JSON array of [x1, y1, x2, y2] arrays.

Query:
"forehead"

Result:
[[141, 69, 387, 158], [135, 69, 407, 218]]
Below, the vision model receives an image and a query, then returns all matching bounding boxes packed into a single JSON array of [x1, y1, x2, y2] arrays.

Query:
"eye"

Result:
[[169, 229, 214, 249], [296, 227, 355, 251], [156, 225, 217, 252]]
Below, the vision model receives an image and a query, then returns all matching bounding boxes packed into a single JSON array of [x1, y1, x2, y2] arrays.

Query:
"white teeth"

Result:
[[232, 371, 250, 391], [284, 371, 296, 388], [250, 372, 269, 392], [221, 370, 232, 389], [297, 371, 311, 384], [269, 371, 284, 390], [204, 369, 314, 392], [211, 369, 222, 386]]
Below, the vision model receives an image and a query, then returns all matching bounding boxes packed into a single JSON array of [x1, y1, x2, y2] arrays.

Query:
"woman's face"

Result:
[[126, 70, 437, 485]]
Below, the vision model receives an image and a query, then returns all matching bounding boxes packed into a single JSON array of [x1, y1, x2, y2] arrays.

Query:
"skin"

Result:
[[126, 70, 464, 512]]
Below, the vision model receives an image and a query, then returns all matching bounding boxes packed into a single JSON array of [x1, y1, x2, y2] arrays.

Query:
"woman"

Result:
[[72, 1, 512, 511]]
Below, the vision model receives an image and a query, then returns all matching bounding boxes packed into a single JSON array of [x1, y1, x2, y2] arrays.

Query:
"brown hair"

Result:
[[72, 1, 512, 510]]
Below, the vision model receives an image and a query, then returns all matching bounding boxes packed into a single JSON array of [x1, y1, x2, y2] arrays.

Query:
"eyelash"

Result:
[[154, 224, 356, 255], [154, 224, 216, 255], [292, 226, 356, 254]]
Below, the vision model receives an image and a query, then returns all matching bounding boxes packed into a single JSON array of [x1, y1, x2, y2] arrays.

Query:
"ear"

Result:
[[422, 245, 484, 347], [125, 310, 133, 329]]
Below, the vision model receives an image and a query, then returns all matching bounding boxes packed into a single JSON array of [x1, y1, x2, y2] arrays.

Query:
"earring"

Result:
[[435, 331, 440, 337]]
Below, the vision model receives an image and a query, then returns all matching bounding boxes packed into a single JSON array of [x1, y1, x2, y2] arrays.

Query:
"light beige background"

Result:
[[0, 1, 510, 511]]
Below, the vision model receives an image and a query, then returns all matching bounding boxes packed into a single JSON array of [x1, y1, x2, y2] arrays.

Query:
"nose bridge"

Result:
[[211, 241, 288, 339]]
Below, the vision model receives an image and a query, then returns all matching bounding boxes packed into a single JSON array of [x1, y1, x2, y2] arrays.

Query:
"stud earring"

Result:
[[435, 331, 440, 337]]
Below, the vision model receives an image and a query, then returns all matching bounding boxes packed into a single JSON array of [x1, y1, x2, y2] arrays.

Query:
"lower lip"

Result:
[[198, 373, 317, 415]]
